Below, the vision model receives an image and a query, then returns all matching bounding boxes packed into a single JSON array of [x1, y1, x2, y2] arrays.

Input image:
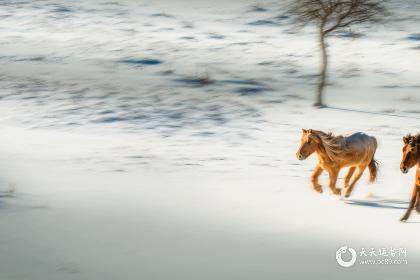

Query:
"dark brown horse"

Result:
[[400, 134, 420, 222], [296, 129, 378, 197]]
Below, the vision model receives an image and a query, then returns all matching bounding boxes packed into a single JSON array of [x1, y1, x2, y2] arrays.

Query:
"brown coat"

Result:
[[400, 134, 420, 222], [296, 129, 378, 197]]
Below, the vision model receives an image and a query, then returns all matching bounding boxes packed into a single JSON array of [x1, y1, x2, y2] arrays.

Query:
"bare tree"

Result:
[[287, 0, 388, 107]]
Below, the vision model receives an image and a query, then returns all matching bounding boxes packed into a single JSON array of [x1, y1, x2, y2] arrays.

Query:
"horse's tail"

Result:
[[367, 136, 379, 183], [368, 157, 379, 183]]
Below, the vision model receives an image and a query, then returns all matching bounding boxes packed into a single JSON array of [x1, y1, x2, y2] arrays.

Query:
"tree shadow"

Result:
[[0, 193, 15, 198], [326, 106, 420, 120], [344, 199, 408, 210], [0, 192, 15, 210]]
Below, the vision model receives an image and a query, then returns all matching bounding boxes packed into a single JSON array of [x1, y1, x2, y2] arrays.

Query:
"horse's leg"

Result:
[[327, 168, 341, 195], [415, 190, 420, 213], [311, 165, 323, 193], [344, 165, 366, 198], [400, 185, 419, 222], [343, 167, 356, 188]]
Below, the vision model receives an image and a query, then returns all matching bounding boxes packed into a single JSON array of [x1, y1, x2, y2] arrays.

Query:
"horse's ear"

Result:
[[308, 129, 313, 134], [403, 135, 410, 144], [302, 129, 307, 134]]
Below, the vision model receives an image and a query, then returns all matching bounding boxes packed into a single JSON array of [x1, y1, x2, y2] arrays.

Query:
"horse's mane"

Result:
[[405, 133, 420, 145], [405, 133, 420, 163], [313, 130, 347, 160]]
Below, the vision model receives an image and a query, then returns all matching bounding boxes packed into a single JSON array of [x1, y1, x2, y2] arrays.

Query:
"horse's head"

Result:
[[400, 134, 419, 174], [296, 129, 321, 160]]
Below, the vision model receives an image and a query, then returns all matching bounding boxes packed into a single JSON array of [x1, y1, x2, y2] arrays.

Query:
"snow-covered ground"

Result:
[[0, 0, 419, 279]]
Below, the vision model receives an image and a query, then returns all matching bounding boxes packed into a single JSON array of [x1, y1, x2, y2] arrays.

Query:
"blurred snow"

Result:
[[0, 1, 419, 279]]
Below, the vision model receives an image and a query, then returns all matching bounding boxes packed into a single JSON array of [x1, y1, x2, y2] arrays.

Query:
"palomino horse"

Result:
[[399, 134, 420, 222], [296, 129, 378, 197]]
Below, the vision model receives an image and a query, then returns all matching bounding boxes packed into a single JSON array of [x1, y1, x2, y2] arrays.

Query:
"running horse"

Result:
[[296, 129, 378, 197], [399, 134, 420, 222]]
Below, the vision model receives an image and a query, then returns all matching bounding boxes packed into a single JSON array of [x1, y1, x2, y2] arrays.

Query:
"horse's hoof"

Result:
[[313, 185, 323, 193], [344, 193, 351, 198], [333, 188, 341, 195], [400, 217, 408, 223]]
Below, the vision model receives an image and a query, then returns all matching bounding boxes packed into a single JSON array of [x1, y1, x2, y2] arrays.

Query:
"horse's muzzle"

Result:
[[401, 167, 408, 174]]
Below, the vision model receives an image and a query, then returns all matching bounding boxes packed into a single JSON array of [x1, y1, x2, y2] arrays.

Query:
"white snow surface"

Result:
[[0, 0, 419, 279]]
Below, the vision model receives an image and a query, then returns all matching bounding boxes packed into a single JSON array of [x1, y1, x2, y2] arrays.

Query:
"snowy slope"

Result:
[[0, 0, 419, 279]]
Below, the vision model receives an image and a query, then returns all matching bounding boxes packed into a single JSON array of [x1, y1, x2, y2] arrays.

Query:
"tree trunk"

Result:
[[314, 31, 328, 108]]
